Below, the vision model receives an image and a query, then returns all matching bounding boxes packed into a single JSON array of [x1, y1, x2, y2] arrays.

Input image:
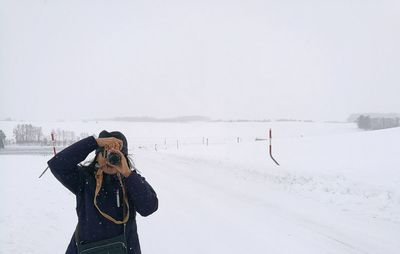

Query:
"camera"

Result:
[[107, 152, 121, 165], [97, 147, 122, 166]]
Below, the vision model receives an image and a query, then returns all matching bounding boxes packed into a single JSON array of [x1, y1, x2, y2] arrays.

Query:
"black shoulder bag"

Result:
[[75, 224, 128, 254]]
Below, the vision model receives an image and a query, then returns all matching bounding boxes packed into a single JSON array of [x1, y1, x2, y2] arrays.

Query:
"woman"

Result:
[[48, 130, 158, 254]]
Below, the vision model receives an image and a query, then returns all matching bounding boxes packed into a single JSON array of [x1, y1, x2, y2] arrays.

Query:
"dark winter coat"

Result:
[[47, 136, 158, 254]]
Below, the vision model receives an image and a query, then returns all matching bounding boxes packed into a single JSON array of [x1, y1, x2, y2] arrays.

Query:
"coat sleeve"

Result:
[[47, 136, 98, 195], [124, 171, 158, 217]]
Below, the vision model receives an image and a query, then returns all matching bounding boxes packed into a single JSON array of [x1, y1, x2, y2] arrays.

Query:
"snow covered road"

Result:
[[136, 149, 399, 254], [0, 122, 399, 253]]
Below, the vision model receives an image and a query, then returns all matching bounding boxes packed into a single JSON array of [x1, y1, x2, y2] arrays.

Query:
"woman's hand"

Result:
[[107, 148, 132, 177], [96, 137, 123, 150]]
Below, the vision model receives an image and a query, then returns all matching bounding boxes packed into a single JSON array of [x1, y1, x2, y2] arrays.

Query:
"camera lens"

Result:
[[107, 152, 121, 165]]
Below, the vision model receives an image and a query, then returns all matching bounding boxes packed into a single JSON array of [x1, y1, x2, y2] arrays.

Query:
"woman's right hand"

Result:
[[96, 137, 123, 150]]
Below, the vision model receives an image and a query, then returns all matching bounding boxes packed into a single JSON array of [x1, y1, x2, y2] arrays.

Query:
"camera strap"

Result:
[[94, 169, 130, 224]]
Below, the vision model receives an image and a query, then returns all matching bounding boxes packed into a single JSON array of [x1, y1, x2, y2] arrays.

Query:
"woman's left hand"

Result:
[[107, 148, 132, 177]]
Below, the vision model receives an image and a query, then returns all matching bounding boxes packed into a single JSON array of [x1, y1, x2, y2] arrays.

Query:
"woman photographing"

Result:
[[48, 130, 158, 254]]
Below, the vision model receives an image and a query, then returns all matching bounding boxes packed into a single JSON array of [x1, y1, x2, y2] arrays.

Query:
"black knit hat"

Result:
[[97, 130, 128, 155]]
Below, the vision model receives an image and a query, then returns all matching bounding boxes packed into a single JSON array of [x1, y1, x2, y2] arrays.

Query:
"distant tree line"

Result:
[[9, 124, 90, 146], [357, 115, 400, 130], [13, 124, 43, 144]]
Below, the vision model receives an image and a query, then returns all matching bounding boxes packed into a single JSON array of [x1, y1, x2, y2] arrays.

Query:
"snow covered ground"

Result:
[[0, 121, 399, 253]]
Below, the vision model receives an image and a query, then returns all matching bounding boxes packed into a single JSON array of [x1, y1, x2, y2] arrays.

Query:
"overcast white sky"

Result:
[[0, 0, 399, 121]]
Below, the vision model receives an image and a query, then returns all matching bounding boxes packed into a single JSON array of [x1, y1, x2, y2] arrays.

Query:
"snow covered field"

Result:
[[0, 121, 399, 253]]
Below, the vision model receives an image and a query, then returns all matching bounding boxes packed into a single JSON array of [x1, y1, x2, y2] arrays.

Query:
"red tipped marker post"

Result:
[[269, 128, 280, 166], [38, 132, 57, 178]]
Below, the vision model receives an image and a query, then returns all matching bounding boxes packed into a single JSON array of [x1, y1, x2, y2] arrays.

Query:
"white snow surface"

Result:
[[0, 121, 399, 254]]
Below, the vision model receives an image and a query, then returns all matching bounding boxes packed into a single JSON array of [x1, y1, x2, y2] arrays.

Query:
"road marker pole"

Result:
[[269, 129, 280, 166], [39, 132, 57, 178]]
